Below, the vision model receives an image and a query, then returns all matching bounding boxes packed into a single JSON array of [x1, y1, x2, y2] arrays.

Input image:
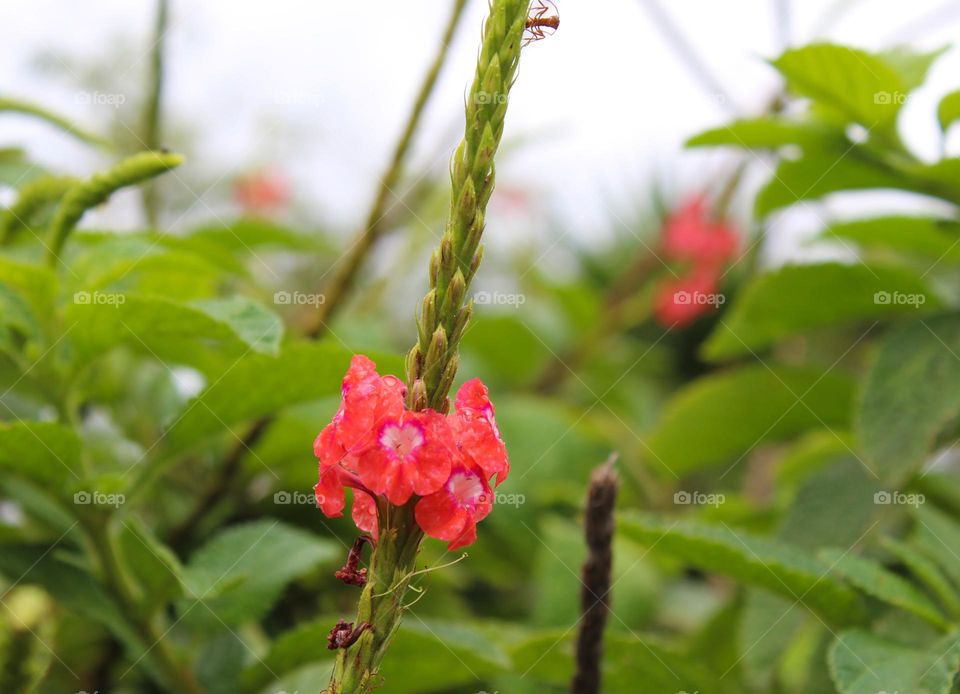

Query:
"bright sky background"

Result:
[[3, 0, 960, 260]]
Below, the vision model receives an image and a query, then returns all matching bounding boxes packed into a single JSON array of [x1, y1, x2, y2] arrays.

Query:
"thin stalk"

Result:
[[572, 456, 619, 694], [329, 1, 532, 690], [141, 0, 170, 227], [306, 0, 470, 337]]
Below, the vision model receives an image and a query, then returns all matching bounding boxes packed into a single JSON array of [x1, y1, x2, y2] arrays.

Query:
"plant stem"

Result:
[[141, 0, 169, 227], [305, 0, 469, 337], [329, 1, 531, 690], [572, 455, 619, 694]]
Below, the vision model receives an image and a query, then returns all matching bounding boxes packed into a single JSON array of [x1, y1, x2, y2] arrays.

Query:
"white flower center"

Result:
[[379, 421, 424, 459], [448, 470, 484, 506]]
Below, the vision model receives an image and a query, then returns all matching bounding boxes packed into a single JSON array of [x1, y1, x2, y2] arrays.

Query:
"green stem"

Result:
[[141, 0, 170, 228], [308, 0, 469, 336], [328, 2, 531, 692]]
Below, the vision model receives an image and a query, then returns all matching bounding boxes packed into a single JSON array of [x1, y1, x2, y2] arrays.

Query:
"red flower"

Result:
[[313, 355, 508, 549], [415, 465, 493, 550], [233, 169, 290, 215], [451, 379, 509, 486], [358, 409, 453, 505], [661, 196, 738, 268], [653, 266, 722, 327]]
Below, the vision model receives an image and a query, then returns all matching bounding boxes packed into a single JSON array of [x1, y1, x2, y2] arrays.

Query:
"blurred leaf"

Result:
[[180, 520, 338, 629], [243, 616, 508, 693], [620, 515, 866, 624], [0, 148, 47, 186], [704, 263, 939, 359], [0, 421, 82, 493], [195, 633, 246, 694], [881, 537, 960, 618], [828, 629, 960, 694], [772, 44, 906, 131], [165, 343, 402, 453], [755, 150, 909, 217], [937, 89, 960, 133], [687, 117, 841, 149], [0, 257, 56, 327], [823, 215, 960, 262], [68, 294, 281, 371], [818, 549, 948, 629], [858, 314, 960, 484], [646, 365, 854, 475], [118, 518, 184, 610], [912, 506, 960, 586], [459, 314, 551, 387], [877, 46, 948, 91], [186, 218, 328, 252]]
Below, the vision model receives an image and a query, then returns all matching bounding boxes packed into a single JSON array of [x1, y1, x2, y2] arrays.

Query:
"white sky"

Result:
[[2, 0, 959, 254]]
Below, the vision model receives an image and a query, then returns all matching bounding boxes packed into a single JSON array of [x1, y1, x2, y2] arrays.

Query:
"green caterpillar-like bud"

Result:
[[47, 150, 183, 263], [0, 175, 76, 245]]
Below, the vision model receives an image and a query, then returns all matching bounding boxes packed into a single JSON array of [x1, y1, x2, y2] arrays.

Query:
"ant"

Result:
[[523, 0, 559, 46]]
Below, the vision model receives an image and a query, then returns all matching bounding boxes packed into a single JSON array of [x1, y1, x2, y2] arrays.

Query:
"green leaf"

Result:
[[0, 421, 82, 492], [67, 294, 282, 371], [620, 515, 866, 624], [819, 549, 948, 629], [186, 218, 328, 252], [704, 263, 940, 360], [822, 215, 960, 263], [858, 314, 960, 484], [877, 45, 948, 91], [164, 343, 403, 452], [937, 89, 960, 133], [755, 149, 910, 218], [772, 44, 906, 131], [881, 537, 960, 618], [829, 629, 960, 694], [645, 365, 854, 475], [118, 519, 184, 610], [180, 520, 338, 629], [0, 257, 57, 327], [913, 506, 960, 586], [686, 117, 841, 150], [190, 297, 283, 355]]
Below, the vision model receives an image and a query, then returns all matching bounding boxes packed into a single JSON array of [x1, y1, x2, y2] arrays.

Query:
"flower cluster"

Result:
[[314, 355, 509, 550], [653, 195, 739, 327]]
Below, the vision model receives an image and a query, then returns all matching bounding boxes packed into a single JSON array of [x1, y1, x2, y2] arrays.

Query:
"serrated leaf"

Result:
[[938, 89, 960, 133], [704, 263, 940, 360], [858, 314, 960, 484], [829, 629, 960, 694], [164, 342, 403, 452], [645, 365, 854, 475], [772, 44, 906, 131], [67, 294, 282, 371], [819, 549, 948, 629], [620, 515, 867, 624], [180, 520, 338, 629], [822, 215, 960, 262]]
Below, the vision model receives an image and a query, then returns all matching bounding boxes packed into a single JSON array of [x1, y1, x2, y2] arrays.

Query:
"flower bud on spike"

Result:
[[441, 270, 467, 318], [449, 303, 473, 345], [409, 378, 428, 411], [437, 355, 460, 409], [467, 246, 485, 284], [425, 326, 448, 378]]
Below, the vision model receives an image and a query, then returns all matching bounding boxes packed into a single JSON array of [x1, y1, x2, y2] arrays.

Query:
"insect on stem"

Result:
[[523, 0, 559, 46]]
